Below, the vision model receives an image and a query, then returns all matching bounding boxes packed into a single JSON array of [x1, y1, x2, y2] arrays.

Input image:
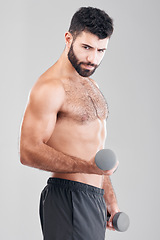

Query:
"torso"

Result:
[[40, 65, 109, 188]]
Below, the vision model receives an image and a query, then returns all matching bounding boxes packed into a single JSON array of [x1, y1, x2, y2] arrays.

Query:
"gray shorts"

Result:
[[39, 178, 107, 240]]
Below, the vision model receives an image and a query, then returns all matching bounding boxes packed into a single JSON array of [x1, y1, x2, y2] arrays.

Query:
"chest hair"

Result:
[[59, 78, 109, 124]]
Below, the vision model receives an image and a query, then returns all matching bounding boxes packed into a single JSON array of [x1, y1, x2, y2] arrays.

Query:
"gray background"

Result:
[[1, 0, 160, 239]]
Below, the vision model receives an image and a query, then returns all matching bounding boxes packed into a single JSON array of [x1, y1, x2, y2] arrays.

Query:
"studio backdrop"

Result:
[[0, 0, 160, 239]]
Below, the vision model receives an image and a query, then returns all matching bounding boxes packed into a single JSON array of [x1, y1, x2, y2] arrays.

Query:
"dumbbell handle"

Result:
[[107, 212, 130, 232]]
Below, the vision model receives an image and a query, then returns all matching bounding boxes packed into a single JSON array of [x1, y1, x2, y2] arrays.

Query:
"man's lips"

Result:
[[82, 64, 95, 70]]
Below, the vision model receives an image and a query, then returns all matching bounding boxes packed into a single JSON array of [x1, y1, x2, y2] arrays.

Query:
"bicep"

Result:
[[21, 105, 56, 145]]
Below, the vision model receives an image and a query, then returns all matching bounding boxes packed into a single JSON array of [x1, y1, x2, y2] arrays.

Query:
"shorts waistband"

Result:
[[47, 178, 104, 196]]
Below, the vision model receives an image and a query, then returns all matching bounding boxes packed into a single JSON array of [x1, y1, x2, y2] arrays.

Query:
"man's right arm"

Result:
[[19, 80, 111, 175]]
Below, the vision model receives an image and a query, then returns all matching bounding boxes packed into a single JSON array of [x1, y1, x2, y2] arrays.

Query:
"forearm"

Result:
[[20, 142, 101, 174], [102, 176, 119, 211], [103, 176, 120, 230]]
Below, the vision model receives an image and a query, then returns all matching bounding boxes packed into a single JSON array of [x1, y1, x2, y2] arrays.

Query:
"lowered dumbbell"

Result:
[[107, 212, 130, 232]]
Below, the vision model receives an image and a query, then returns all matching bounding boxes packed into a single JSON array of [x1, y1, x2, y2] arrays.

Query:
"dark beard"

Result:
[[68, 43, 98, 77]]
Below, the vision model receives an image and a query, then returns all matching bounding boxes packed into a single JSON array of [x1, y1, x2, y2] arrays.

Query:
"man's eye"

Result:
[[84, 46, 90, 50], [99, 49, 105, 53]]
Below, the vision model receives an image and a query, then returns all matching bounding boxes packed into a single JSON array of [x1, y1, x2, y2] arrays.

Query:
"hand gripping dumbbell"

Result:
[[107, 212, 130, 232], [95, 149, 118, 171]]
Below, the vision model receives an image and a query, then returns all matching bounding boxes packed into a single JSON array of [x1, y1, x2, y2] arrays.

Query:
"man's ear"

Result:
[[64, 32, 73, 49]]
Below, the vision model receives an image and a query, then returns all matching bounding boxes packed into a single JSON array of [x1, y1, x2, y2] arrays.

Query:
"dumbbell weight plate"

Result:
[[95, 149, 117, 171]]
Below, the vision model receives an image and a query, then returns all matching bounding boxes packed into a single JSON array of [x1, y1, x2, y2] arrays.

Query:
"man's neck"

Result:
[[56, 49, 85, 81]]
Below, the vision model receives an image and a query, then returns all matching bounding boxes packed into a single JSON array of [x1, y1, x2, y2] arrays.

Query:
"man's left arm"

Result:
[[102, 175, 120, 230]]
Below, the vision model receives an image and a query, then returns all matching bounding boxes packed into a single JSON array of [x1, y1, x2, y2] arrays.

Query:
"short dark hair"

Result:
[[68, 7, 114, 40]]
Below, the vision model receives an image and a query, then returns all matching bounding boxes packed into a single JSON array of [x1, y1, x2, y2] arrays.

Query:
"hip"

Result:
[[51, 172, 104, 188]]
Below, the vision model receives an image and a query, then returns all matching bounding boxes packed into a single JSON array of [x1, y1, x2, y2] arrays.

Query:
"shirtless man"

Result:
[[20, 7, 120, 240]]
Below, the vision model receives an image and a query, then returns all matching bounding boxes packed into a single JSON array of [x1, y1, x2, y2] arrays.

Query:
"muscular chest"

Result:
[[59, 79, 109, 124]]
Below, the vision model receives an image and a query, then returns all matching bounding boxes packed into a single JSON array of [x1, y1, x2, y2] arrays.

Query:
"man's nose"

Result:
[[87, 51, 98, 65]]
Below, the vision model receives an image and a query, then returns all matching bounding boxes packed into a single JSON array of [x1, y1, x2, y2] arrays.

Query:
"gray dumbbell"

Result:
[[107, 212, 130, 232], [95, 149, 117, 171]]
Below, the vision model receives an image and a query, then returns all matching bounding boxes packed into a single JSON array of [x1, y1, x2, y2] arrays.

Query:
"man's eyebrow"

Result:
[[81, 43, 106, 51], [82, 43, 93, 49]]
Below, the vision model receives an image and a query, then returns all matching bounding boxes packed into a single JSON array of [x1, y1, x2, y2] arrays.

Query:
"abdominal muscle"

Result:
[[47, 118, 106, 188]]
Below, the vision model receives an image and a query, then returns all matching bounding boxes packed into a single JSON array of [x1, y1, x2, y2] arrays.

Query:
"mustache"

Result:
[[80, 62, 97, 68]]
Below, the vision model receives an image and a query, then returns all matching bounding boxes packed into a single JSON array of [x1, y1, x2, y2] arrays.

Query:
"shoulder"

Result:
[[28, 76, 65, 113], [88, 77, 99, 88]]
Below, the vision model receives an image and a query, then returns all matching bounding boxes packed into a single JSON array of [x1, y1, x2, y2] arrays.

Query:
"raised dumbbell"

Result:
[[95, 149, 118, 171]]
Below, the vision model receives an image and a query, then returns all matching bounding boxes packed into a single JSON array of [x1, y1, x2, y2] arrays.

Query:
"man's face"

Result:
[[68, 31, 109, 77]]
